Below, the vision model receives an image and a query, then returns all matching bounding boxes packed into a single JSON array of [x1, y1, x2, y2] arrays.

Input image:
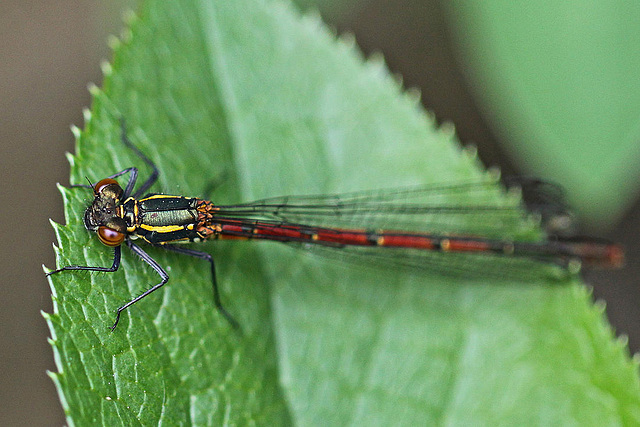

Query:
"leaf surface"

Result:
[[46, 0, 640, 425]]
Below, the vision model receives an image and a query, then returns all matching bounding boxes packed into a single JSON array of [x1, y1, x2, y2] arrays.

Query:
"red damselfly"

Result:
[[47, 124, 624, 331]]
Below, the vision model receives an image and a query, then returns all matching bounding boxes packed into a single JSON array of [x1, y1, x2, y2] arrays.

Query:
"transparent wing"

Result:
[[215, 180, 552, 238]]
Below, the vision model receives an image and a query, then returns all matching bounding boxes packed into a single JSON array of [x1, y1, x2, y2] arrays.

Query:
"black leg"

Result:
[[161, 244, 240, 331], [66, 167, 139, 196], [109, 167, 139, 199], [110, 240, 170, 331], [65, 120, 159, 198], [119, 120, 159, 199], [69, 180, 93, 190], [46, 245, 121, 276]]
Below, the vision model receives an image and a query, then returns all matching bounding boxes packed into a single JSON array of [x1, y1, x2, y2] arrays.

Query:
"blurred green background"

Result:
[[2, 0, 638, 424]]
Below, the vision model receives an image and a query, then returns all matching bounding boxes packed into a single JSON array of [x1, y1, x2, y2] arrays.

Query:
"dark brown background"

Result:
[[2, 1, 637, 425]]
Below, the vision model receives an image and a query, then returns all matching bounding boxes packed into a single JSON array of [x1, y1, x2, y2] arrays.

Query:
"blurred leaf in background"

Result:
[[442, 0, 640, 228]]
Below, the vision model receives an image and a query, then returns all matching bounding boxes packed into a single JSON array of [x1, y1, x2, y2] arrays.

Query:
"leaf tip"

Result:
[[100, 59, 113, 77], [486, 166, 502, 181], [617, 333, 630, 348], [367, 50, 387, 71], [423, 109, 437, 125], [437, 121, 462, 150], [82, 106, 93, 123], [44, 310, 59, 344], [87, 83, 100, 98], [42, 262, 52, 275], [47, 370, 59, 382], [594, 298, 607, 313], [337, 32, 357, 50], [391, 72, 404, 90], [70, 124, 82, 139], [119, 26, 133, 44], [405, 87, 422, 105], [49, 220, 66, 257], [49, 216, 62, 231], [107, 34, 121, 51], [66, 153, 77, 170], [462, 143, 479, 161], [122, 8, 138, 26], [55, 182, 76, 203]]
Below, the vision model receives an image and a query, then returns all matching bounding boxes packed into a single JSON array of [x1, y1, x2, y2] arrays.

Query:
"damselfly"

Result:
[[47, 124, 624, 331]]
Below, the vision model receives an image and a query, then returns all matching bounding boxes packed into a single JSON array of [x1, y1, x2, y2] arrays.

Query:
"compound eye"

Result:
[[97, 226, 125, 247], [94, 178, 119, 195]]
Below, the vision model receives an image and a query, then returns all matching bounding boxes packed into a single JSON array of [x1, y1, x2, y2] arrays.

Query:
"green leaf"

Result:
[[46, 0, 640, 425], [443, 1, 640, 227]]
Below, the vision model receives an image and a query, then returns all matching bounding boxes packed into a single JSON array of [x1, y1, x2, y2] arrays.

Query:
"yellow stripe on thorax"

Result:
[[140, 194, 183, 201], [138, 224, 185, 233]]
